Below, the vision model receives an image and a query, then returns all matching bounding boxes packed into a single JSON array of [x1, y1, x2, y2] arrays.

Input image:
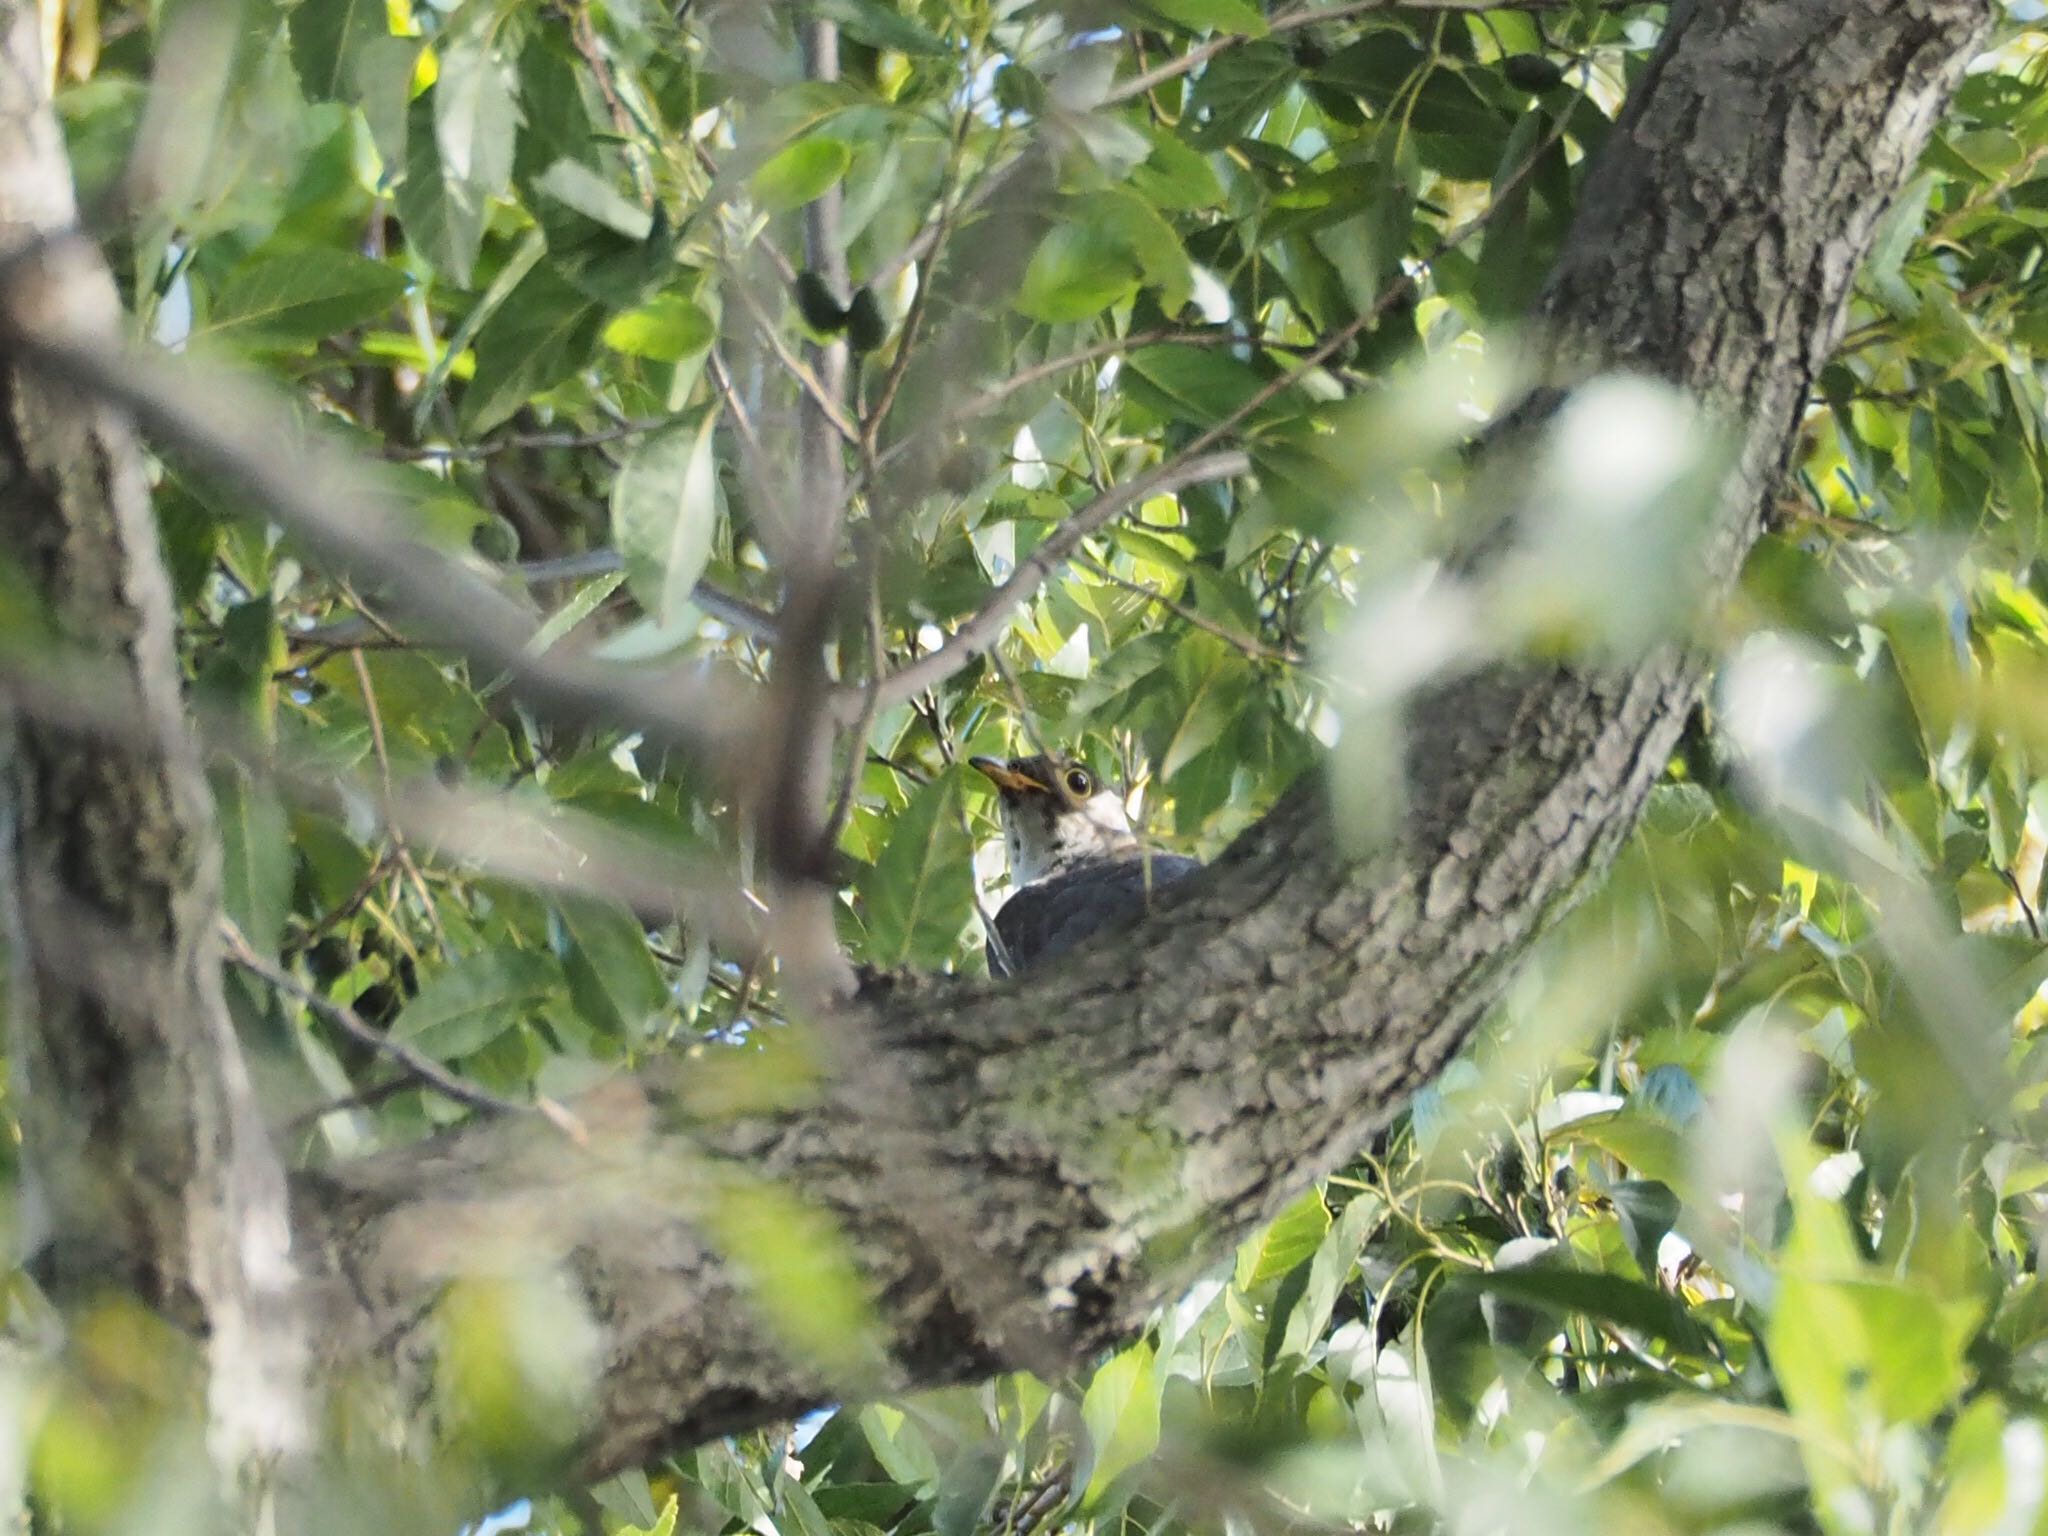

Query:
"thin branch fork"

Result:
[[0, 311, 750, 763], [221, 919, 535, 1120], [843, 98, 1578, 719]]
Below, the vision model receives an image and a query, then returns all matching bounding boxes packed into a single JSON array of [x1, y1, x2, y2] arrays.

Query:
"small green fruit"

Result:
[[793, 271, 849, 333], [1502, 54, 1566, 92], [845, 286, 887, 353]]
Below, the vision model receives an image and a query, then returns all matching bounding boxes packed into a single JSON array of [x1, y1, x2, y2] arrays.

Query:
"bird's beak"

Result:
[[970, 756, 1046, 794]]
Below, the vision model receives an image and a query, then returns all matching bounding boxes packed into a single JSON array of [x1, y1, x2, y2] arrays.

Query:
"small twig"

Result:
[[2, 326, 745, 761], [870, 325, 1327, 482], [848, 96, 1578, 718], [1077, 554, 1303, 664], [840, 449, 1248, 719], [349, 648, 449, 951], [288, 851, 394, 952], [285, 553, 779, 649], [862, 105, 975, 447], [730, 275, 864, 451], [819, 564, 888, 858], [383, 418, 669, 461], [867, 751, 929, 788], [221, 919, 535, 1121], [706, 348, 769, 467], [568, 0, 654, 204]]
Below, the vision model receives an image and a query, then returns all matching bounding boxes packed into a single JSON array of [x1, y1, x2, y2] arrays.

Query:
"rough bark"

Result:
[[0, 0, 304, 1474], [0, 0, 1995, 1502], [289, 0, 1991, 1481]]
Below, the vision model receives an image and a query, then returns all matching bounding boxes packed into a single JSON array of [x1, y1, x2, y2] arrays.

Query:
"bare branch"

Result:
[[289, 549, 779, 649], [0, 318, 754, 761], [848, 98, 1579, 715], [222, 920, 532, 1121], [843, 449, 1249, 718]]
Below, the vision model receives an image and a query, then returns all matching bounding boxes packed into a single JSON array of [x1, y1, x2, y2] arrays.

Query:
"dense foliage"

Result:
[[14, 0, 2048, 1533]]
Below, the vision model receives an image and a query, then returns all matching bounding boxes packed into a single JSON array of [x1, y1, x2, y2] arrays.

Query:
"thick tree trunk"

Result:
[[0, 0, 304, 1476], [292, 0, 1991, 1479], [0, 0, 1995, 1500]]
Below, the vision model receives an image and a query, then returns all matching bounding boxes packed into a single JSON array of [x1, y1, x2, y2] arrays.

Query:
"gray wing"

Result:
[[989, 853, 1203, 977]]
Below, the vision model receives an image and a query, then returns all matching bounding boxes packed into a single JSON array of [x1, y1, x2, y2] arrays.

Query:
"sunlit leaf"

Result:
[[753, 136, 854, 213], [1079, 1340, 1160, 1507]]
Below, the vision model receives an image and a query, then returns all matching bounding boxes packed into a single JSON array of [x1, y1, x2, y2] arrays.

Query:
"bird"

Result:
[[970, 753, 1202, 977]]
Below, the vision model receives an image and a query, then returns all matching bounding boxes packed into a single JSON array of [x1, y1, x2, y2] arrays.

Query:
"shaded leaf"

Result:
[[612, 412, 722, 625], [858, 770, 974, 970], [389, 949, 561, 1060]]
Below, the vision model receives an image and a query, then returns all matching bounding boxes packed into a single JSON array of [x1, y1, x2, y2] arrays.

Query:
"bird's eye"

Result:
[[1064, 767, 1093, 796]]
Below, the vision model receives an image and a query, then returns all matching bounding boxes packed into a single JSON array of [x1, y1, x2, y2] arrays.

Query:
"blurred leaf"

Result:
[[603, 294, 716, 362], [815, 0, 951, 55], [557, 898, 665, 1040], [1142, 0, 1266, 33], [1016, 222, 1142, 323], [1458, 1265, 1707, 1352], [197, 248, 408, 349], [288, 0, 388, 101], [754, 136, 853, 213], [613, 412, 722, 626], [700, 1173, 881, 1377], [214, 767, 293, 956], [1080, 1340, 1160, 1507], [435, 32, 519, 202], [389, 948, 561, 1059]]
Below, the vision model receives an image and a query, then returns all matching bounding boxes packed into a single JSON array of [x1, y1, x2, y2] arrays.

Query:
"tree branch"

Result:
[[289, 0, 1993, 1486]]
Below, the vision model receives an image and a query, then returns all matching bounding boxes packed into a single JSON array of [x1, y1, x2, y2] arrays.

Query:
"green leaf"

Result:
[[1234, 1186, 1329, 1290], [603, 294, 716, 362], [1186, 41, 1294, 148], [214, 768, 293, 957], [753, 137, 853, 213], [529, 570, 627, 655], [1015, 223, 1142, 324], [1157, 635, 1242, 780], [1080, 1341, 1161, 1507], [931, 1446, 1003, 1536], [389, 948, 561, 1059], [434, 33, 519, 204], [197, 249, 408, 349], [859, 1405, 942, 1489], [1141, 0, 1266, 35], [1458, 1265, 1707, 1352], [857, 770, 974, 970], [1124, 346, 1266, 428], [1548, 1109, 1688, 1188], [612, 1495, 678, 1536], [814, 0, 951, 55], [356, 35, 422, 174], [398, 91, 487, 285], [533, 158, 654, 240], [613, 412, 722, 625], [557, 897, 665, 1040], [288, 0, 389, 101], [1130, 128, 1225, 212], [460, 264, 606, 435]]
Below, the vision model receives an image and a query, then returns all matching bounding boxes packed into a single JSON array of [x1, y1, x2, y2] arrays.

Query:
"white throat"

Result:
[[1004, 792, 1138, 885]]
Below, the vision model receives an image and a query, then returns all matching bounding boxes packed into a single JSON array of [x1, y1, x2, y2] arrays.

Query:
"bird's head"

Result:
[[970, 753, 1137, 884]]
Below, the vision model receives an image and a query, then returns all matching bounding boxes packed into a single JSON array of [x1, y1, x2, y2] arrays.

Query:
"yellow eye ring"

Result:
[[1064, 767, 1093, 796]]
